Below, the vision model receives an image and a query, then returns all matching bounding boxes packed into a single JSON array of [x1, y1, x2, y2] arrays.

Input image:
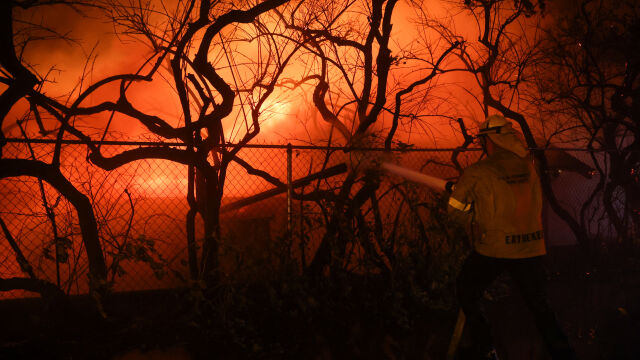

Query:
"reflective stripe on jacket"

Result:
[[447, 149, 546, 259]]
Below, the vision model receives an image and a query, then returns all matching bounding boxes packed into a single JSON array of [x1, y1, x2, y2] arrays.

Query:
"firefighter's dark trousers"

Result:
[[456, 251, 576, 359]]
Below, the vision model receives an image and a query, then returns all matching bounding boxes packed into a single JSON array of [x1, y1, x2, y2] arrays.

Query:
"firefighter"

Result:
[[447, 115, 576, 359]]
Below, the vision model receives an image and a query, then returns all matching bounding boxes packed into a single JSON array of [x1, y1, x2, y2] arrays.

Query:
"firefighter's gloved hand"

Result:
[[445, 181, 456, 194]]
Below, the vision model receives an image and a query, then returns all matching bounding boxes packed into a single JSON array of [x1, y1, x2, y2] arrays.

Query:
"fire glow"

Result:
[[3, 0, 627, 303]]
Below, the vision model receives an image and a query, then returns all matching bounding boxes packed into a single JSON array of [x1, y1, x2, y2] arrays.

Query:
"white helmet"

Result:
[[477, 114, 528, 158]]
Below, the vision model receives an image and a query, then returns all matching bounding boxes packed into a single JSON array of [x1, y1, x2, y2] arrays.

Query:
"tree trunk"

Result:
[[196, 167, 221, 284], [0, 159, 108, 296]]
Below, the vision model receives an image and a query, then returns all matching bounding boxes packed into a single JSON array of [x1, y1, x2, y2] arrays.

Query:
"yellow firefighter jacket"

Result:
[[447, 149, 546, 259]]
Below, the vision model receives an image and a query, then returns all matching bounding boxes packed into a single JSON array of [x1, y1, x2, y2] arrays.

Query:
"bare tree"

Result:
[[275, 0, 461, 277], [0, 0, 108, 306], [535, 0, 640, 249], [419, 0, 595, 250], [2, 0, 301, 298]]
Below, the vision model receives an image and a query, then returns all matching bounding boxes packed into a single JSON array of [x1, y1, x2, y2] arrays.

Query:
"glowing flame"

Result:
[[259, 97, 292, 132]]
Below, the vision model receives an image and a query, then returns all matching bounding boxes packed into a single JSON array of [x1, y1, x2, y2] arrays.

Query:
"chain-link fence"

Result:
[[0, 139, 634, 300]]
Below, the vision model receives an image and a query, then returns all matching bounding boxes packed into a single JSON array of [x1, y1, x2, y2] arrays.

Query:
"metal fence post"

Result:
[[186, 163, 199, 281], [287, 143, 293, 244]]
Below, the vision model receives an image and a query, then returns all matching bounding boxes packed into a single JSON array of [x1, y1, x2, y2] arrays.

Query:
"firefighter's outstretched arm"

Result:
[[446, 171, 476, 226]]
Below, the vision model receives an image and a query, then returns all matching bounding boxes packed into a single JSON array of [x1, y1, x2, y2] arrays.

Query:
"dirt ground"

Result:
[[0, 245, 638, 360], [485, 245, 640, 360]]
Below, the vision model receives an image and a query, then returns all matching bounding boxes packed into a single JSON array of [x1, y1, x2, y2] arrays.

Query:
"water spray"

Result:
[[380, 162, 451, 192], [343, 132, 454, 193]]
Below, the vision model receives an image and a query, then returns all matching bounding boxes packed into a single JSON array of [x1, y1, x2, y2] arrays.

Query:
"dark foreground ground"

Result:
[[0, 245, 638, 360]]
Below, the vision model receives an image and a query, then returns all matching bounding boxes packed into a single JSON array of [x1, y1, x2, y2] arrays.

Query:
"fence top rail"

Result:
[[2, 138, 478, 151], [2, 138, 635, 153]]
